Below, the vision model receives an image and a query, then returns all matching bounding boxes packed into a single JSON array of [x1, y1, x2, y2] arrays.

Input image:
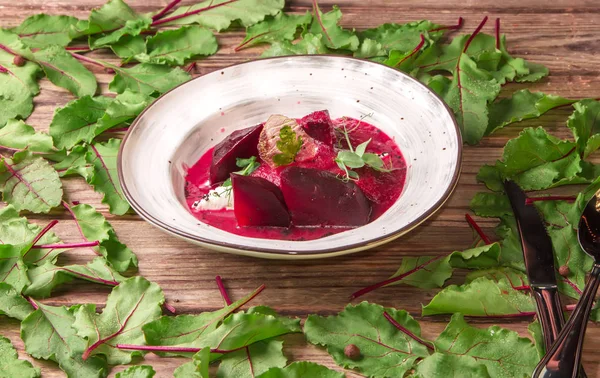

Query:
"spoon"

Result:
[[533, 189, 600, 378]]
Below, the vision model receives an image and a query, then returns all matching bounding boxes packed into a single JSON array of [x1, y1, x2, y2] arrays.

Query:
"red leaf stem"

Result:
[[62, 201, 101, 257], [383, 311, 435, 351], [525, 196, 577, 205], [429, 17, 464, 33], [25, 296, 38, 310], [465, 213, 492, 245], [495, 18, 500, 49], [463, 16, 488, 53], [69, 52, 107, 69], [394, 34, 425, 68], [164, 302, 177, 314], [350, 255, 446, 300], [215, 275, 232, 305], [151, 0, 237, 27], [152, 0, 182, 21], [31, 241, 100, 249]]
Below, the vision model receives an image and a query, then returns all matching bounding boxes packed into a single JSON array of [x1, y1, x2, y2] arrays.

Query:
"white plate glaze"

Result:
[[118, 56, 461, 259]]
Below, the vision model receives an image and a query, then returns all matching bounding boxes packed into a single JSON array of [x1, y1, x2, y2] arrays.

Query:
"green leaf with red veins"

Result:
[[257, 362, 345, 378], [111, 35, 147, 60], [487, 90, 574, 136], [237, 11, 312, 50], [49, 95, 112, 150], [0, 245, 31, 292], [0, 151, 63, 213], [309, 4, 359, 51], [24, 258, 127, 298], [86, 139, 131, 215], [135, 26, 217, 66], [261, 33, 331, 57], [0, 205, 63, 266], [69, 203, 137, 272], [143, 285, 266, 356], [21, 302, 108, 378], [96, 90, 153, 137], [355, 20, 441, 59], [0, 336, 40, 378], [441, 53, 501, 144], [0, 282, 33, 321], [31, 45, 97, 97], [465, 267, 529, 289], [434, 313, 539, 378], [409, 353, 491, 378], [476, 128, 595, 191], [304, 302, 431, 378], [0, 120, 54, 153], [385, 243, 500, 289], [174, 348, 209, 378], [108, 63, 190, 96], [72, 276, 165, 365], [0, 30, 41, 126], [11, 14, 80, 48], [115, 365, 156, 378], [517, 61, 549, 83], [84, 0, 151, 49], [159, 0, 284, 31], [195, 312, 300, 362], [48, 145, 92, 179], [422, 276, 535, 317], [567, 99, 600, 158], [214, 340, 286, 378]]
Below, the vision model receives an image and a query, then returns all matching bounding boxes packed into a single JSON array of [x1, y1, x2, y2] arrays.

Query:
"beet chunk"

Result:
[[299, 110, 335, 147], [280, 167, 371, 226], [210, 124, 263, 184], [232, 174, 290, 227]]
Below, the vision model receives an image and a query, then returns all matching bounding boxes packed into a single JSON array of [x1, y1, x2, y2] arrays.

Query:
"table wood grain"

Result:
[[1, 0, 600, 376]]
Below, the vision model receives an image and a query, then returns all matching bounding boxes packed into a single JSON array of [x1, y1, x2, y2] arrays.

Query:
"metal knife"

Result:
[[504, 180, 587, 378]]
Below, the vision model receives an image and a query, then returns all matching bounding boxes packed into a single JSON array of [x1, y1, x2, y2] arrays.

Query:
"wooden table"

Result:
[[1, 0, 600, 376]]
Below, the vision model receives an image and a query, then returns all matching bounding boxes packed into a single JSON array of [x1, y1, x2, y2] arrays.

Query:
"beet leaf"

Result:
[[0, 282, 34, 321], [155, 0, 284, 31], [236, 11, 312, 51], [86, 139, 130, 215], [261, 33, 330, 57], [21, 301, 108, 378], [567, 99, 600, 158], [31, 45, 97, 97], [0, 336, 41, 378], [0, 119, 54, 153], [108, 63, 191, 95], [115, 365, 156, 378], [0, 151, 63, 213], [72, 276, 164, 364], [309, 3, 359, 51], [410, 353, 491, 378], [434, 313, 538, 377], [304, 302, 430, 378], [49, 95, 113, 150], [11, 14, 80, 49], [257, 362, 345, 378], [136, 26, 218, 66], [487, 89, 574, 135]]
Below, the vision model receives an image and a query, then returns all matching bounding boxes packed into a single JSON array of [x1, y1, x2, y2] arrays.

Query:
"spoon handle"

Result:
[[533, 264, 600, 378]]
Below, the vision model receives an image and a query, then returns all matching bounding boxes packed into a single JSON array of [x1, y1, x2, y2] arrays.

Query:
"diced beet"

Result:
[[280, 167, 371, 226], [232, 174, 290, 227], [299, 110, 335, 147], [210, 125, 263, 184]]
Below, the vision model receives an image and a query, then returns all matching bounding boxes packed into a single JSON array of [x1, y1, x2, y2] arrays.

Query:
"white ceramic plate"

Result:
[[118, 56, 461, 259]]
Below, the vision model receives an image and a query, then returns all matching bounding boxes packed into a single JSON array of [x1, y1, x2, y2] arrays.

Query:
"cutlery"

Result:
[[504, 181, 565, 349], [533, 189, 600, 378]]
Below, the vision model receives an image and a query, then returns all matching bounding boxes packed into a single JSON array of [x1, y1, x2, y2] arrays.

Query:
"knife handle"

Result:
[[533, 264, 600, 378], [531, 286, 565, 349]]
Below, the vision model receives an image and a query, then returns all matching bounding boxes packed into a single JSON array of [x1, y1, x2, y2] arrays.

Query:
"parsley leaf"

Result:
[[273, 126, 303, 166], [0, 336, 40, 378]]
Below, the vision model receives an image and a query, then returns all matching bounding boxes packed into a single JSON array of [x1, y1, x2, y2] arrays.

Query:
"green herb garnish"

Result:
[[273, 125, 303, 166], [222, 156, 261, 187], [334, 125, 391, 181]]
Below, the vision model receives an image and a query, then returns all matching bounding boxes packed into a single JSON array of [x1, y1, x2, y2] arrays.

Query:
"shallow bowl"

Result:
[[118, 55, 461, 259]]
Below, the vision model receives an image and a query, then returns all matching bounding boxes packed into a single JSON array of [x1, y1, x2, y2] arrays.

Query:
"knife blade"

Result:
[[503, 180, 564, 348]]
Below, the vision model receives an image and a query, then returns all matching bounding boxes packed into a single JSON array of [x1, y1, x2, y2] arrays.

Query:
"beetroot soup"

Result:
[[184, 110, 406, 241]]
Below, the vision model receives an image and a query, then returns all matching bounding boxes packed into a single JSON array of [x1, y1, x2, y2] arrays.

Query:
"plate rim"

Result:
[[117, 54, 463, 257]]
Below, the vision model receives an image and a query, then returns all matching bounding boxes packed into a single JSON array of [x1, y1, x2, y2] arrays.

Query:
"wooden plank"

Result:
[[1, 0, 600, 377]]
